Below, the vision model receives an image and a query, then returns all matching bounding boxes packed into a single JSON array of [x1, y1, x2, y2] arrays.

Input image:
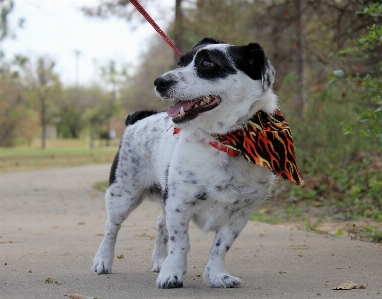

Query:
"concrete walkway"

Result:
[[1, 165, 381, 299]]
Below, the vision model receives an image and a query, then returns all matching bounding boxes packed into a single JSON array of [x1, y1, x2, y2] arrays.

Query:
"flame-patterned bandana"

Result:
[[210, 109, 304, 186]]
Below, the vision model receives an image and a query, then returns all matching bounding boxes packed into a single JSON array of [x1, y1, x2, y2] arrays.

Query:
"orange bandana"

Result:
[[211, 109, 304, 186], [173, 109, 304, 186]]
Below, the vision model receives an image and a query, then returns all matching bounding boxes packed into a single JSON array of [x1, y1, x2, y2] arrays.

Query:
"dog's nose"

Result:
[[154, 77, 174, 93]]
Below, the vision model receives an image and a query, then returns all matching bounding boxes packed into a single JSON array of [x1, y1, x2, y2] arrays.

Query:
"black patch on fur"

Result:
[[162, 166, 170, 205], [125, 110, 158, 127], [178, 38, 227, 68], [162, 186, 169, 205], [227, 43, 270, 83], [195, 191, 208, 200], [149, 184, 162, 196], [194, 49, 237, 80], [108, 148, 120, 186], [193, 38, 227, 48]]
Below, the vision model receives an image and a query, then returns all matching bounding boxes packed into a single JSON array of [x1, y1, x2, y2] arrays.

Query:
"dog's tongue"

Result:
[[167, 100, 198, 117]]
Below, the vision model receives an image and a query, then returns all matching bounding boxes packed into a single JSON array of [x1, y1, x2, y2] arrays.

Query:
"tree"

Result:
[[14, 56, 61, 149], [56, 87, 90, 139], [0, 0, 13, 42], [0, 0, 24, 68], [98, 60, 126, 145], [329, 2, 382, 148], [0, 71, 37, 146], [81, 84, 116, 147]]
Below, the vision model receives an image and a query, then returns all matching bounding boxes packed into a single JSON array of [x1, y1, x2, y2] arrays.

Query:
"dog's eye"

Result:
[[201, 59, 214, 69]]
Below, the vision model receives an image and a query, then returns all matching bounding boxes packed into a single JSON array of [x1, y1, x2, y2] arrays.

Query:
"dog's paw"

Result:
[[151, 258, 166, 273], [155, 259, 185, 288], [156, 273, 184, 289], [92, 256, 113, 274], [206, 273, 242, 288]]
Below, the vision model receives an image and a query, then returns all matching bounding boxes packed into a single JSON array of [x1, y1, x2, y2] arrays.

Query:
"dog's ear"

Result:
[[192, 38, 227, 49], [229, 43, 275, 91], [246, 43, 275, 91]]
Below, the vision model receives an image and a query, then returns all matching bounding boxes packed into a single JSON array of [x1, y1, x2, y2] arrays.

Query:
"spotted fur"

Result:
[[92, 38, 280, 289]]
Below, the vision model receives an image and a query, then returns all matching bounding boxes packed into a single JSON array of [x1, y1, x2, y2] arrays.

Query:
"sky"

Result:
[[2, 0, 173, 86]]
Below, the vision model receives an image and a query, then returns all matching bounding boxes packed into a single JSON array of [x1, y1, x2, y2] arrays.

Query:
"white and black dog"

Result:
[[92, 38, 278, 288]]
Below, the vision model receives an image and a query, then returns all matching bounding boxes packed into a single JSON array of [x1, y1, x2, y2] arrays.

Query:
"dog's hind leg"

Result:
[[203, 214, 252, 288], [92, 184, 144, 274], [151, 206, 168, 272]]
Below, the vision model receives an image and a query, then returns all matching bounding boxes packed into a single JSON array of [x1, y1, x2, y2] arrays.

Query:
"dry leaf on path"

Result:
[[65, 294, 105, 299], [332, 280, 358, 290]]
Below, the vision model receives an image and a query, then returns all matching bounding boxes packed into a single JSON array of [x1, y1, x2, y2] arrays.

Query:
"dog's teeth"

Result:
[[200, 100, 206, 106], [205, 97, 211, 104], [180, 106, 185, 116], [194, 104, 198, 108]]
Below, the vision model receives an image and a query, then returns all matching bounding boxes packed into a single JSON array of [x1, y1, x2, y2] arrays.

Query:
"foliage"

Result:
[[0, 0, 12, 39], [12, 55, 62, 148], [348, 224, 382, 243], [328, 2, 382, 148], [0, 72, 38, 146]]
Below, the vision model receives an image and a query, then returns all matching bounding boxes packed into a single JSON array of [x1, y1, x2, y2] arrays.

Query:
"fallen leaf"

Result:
[[45, 277, 53, 283], [332, 280, 358, 290], [359, 284, 367, 289], [117, 255, 124, 259], [65, 294, 105, 299], [290, 244, 309, 250]]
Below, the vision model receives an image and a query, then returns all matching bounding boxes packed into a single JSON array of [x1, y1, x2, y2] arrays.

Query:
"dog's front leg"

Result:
[[156, 203, 190, 288], [204, 217, 251, 288]]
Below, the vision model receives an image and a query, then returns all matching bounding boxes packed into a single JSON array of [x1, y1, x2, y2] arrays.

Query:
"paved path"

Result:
[[1, 165, 381, 299]]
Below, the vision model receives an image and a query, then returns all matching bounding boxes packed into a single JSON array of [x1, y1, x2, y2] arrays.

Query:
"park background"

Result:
[[0, 0, 381, 242]]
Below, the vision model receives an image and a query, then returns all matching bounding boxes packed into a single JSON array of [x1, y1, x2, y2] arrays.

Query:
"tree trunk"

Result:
[[295, 0, 307, 117], [41, 97, 46, 149], [90, 123, 95, 148], [173, 0, 183, 65]]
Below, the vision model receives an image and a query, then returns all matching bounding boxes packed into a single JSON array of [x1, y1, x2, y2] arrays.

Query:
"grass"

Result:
[[250, 179, 382, 243], [0, 138, 118, 173], [93, 181, 109, 193]]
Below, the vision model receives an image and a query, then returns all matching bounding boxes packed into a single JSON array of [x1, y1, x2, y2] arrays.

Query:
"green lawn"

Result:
[[0, 139, 118, 173]]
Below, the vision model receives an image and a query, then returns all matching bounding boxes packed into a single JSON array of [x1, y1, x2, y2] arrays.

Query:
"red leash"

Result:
[[129, 0, 182, 56]]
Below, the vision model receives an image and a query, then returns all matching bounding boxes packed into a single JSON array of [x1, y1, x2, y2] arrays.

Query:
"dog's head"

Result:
[[154, 38, 277, 134]]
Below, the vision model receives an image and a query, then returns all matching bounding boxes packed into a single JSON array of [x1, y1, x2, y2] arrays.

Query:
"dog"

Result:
[[92, 38, 281, 288]]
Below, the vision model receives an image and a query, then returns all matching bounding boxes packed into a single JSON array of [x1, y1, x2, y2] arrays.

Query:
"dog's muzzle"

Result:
[[154, 77, 175, 94]]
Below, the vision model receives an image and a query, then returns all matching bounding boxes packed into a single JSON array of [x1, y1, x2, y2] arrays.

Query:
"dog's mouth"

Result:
[[167, 95, 221, 123]]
